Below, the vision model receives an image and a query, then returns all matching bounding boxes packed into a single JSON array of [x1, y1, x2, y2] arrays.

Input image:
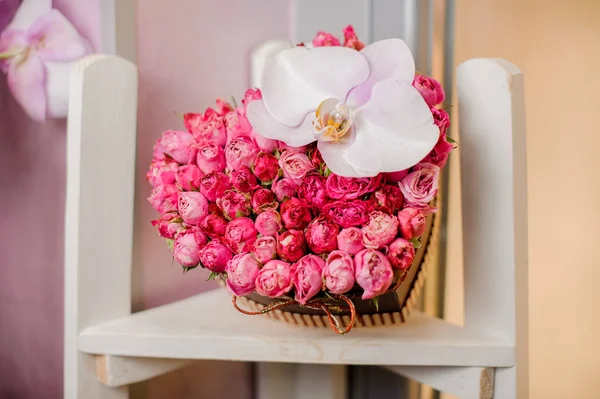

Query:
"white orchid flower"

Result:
[[247, 39, 439, 177]]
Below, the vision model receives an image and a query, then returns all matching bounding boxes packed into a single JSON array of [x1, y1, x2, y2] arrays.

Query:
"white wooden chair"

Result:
[[63, 53, 528, 399]]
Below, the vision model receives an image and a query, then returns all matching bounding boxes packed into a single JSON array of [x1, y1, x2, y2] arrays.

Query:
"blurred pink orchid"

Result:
[[0, 9, 86, 121]]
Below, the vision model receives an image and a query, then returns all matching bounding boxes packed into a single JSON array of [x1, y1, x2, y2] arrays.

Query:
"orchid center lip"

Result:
[[314, 98, 354, 143]]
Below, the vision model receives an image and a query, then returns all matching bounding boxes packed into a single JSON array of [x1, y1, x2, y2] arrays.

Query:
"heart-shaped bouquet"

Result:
[[147, 26, 454, 334]]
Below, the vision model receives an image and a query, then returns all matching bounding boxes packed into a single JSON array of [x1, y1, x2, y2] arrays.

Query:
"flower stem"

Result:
[[0, 49, 23, 60]]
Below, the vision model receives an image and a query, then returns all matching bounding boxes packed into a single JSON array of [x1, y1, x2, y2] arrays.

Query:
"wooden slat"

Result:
[[96, 355, 191, 387]]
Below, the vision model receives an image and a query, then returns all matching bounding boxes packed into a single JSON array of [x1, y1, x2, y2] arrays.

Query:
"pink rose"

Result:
[[241, 88, 262, 110], [225, 110, 253, 142], [323, 250, 355, 294], [148, 184, 179, 214], [230, 167, 258, 192], [215, 99, 233, 116], [147, 157, 178, 187], [159, 130, 196, 164], [224, 217, 258, 254], [217, 190, 252, 220], [297, 172, 329, 210], [251, 131, 279, 153], [199, 240, 233, 273], [308, 148, 325, 171], [362, 211, 399, 249], [151, 212, 182, 239], [184, 109, 227, 146], [293, 255, 325, 304], [225, 253, 261, 296], [173, 228, 208, 267], [431, 107, 450, 136], [177, 192, 209, 225], [397, 207, 427, 240], [305, 215, 339, 254], [196, 142, 226, 173], [277, 142, 309, 154], [253, 152, 280, 183], [336, 227, 365, 255], [255, 260, 295, 298], [325, 173, 382, 200], [342, 25, 365, 50], [312, 31, 340, 47], [277, 230, 307, 262], [384, 170, 409, 183], [280, 198, 312, 230], [199, 213, 228, 238], [278, 151, 314, 184], [272, 177, 298, 202], [152, 139, 166, 159], [421, 133, 454, 168], [387, 238, 416, 270], [413, 74, 445, 107], [254, 210, 282, 236], [374, 184, 404, 214], [225, 136, 259, 171], [251, 236, 277, 264], [354, 249, 394, 299], [199, 171, 231, 202], [398, 163, 440, 205], [252, 188, 278, 214], [323, 200, 369, 228], [175, 164, 202, 191]]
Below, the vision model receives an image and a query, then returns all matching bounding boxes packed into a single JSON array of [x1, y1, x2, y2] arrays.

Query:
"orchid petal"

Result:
[[318, 130, 376, 177], [7, 54, 46, 121], [247, 99, 316, 147], [261, 45, 369, 126], [27, 10, 85, 61], [44, 60, 72, 118], [346, 39, 415, 108], [7, 0, 50, 30], [344, 79, 438, 173]]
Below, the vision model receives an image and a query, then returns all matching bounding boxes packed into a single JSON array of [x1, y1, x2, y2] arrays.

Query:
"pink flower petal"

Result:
[[7, 54, 47, 121], [346, 39, 415, 108], [27, 10, 85, 61], [260, 45, 369, 126], [7, 0, 51, 30]]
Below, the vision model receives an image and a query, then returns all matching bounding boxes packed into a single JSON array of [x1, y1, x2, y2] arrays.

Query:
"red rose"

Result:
[[305, 215, 339, 254], [230, 166, 258, 192], [280, 198, 312, 230], [323, 200, 369, 228], [298, 172, 329, 210], [325, 173, 382, 200], [277, 229, 307, 262], [199, 213, 228, 238], [253, 152, 280, 183], [199, 172, 231, 202], [374, 184, 404, 214], [252, 188, 278, 214]]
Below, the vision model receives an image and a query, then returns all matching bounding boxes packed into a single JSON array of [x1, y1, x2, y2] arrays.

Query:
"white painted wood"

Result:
[[457, 59, 529, 398], [64, 55, 138, 399], [79, 289, 513, 367], [99, 0, 137, 61], [256, 363, 346, 399], [96, 356, 191, 387]]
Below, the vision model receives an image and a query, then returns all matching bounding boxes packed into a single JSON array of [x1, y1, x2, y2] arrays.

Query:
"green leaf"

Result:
[[323, 167, 332, 177], [371, 296, 380, 312], [409, 237, 422, 248], [235, 210, 245, 218], [183, 265, 197, 274], [273, 149, 281, 159], [230, 95, 238, 109], [166, 239, 174, 250], [446, 136, 457, 144], [206, 272, 220, 281]]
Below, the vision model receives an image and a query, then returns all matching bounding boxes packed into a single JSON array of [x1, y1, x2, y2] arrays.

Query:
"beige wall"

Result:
[[444, 0, 600, 398]]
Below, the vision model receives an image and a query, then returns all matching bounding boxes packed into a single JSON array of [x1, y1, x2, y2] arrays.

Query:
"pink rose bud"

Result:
[[177, 192, 209, 225], [199, 213, 228, 238], [215, 98, 234, 115], [431, 107, 450, 136], [224, 110, 253, 142], [153, 139, 166, 159], [224, 217, 258, 254], [255, 260, 295, 298], [217, 190, 252, 220], [399, 163, 440, 206], [225, 136, 259, 171], [173, 228, 208, 267], [297, 172, 329, 210], [175, 164, 202, 191], [253, 152, 280, 183], [280, 198, 312, 230], [384, 170, 409, 183], [387, 238, 416, 270], [251, 131, 279, 153], [354, 249, 394, 299], [251, 236, 277, 264], [230, 166, 258, 192], [254, 210, 283, 236], [362, 211, 399, 249], [159, 130, 196, 164], [184, 109, 227, 146], [151, 212, 182, 239], [147, 157, 178, 187], [342, 25, 364, 50], [336, 227, 365, 255], [277, 142, 309, 154], [323, 250, 356, 294], [413, 74, 445, 107], [277, 229, 307, 262], [326, 173, 382, 200], [323, 200, 369, 228], [272, 177, 298, 202], [305, 215, 340, 254], [421, 133, 454, 168], [252, 189, 278, 214], [374, 184, 404, 214], [241, 88, 262, 110], [148, 184, 179, 214], [199, 240, 233, 273], [397, 207, 427, 240], [199, 171, 231, 202], [225, 252, 261, 296], [279, 150, 314, 185], [293, 254, 325, 304], [196, 142, 226, 174], [312, 31, 341, 47]]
